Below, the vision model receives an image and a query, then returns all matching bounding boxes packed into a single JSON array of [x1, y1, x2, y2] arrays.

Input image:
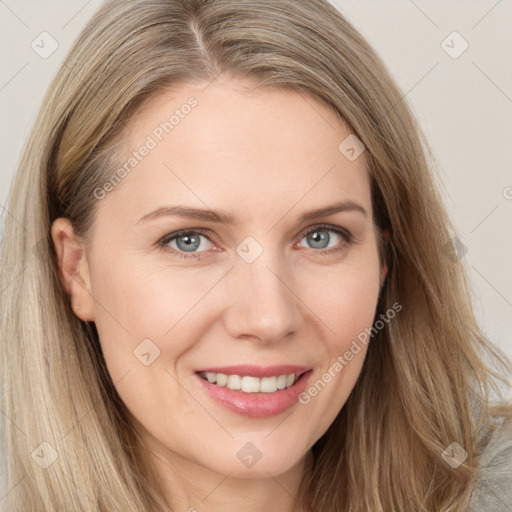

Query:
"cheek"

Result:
[[87, 260, 206, 433], [294, 254, 381, 431], [300, 252, 381, 342], [88, 253, 235, 418]]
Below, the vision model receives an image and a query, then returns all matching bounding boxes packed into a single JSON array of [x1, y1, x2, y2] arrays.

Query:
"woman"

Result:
[[1, 0, 511, 510]]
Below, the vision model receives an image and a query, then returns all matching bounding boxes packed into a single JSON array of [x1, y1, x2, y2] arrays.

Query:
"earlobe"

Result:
[[50, 218, 95, 321], [380, 265, 388, 289], [380, 228, 390, 288]]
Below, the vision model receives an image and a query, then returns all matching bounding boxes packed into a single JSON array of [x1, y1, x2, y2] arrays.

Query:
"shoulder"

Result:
[[468, 415, 512, 512]]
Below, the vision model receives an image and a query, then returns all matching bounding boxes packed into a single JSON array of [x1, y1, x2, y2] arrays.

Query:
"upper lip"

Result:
[[195, 365, 311, 378]]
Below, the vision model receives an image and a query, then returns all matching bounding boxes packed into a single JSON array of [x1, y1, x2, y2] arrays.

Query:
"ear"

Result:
[[51, 218, 95, 322], [380, 228, 390, 287]]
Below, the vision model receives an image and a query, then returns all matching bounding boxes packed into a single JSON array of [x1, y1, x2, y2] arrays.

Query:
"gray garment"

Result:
[[468, 416, 512, 511]]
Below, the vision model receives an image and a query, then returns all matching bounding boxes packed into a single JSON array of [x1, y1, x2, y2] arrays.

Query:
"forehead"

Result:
[[99, 79, 372, 225]]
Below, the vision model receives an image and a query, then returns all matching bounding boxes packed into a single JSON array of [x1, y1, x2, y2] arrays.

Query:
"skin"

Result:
[[52, 78, 388, 512]]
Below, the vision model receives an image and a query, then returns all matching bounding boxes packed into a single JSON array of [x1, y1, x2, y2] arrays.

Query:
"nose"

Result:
[[222, 251, 304, 345]]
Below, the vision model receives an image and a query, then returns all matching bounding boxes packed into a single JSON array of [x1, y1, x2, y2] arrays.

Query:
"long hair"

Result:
[[1, 0, 510, 510]]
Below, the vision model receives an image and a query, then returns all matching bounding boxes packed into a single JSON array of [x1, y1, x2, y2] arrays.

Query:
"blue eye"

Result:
[[159, 229, 214, 259], [158, 224, 352, 260], [299, 225, 350, 252]]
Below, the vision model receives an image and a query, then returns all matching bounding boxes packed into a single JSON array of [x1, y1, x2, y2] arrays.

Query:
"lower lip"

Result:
[[195, 371, 313, 418]]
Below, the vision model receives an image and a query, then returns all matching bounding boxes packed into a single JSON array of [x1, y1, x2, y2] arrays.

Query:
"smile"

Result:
[[198, 371, 301, 393], [194, 366, 313, 418]]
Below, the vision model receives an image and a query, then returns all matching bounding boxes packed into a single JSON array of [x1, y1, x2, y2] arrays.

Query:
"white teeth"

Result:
[[276, 375, 287, 389], [260, 376, 277, 393], [241, 376, 260, 393], [227, 374, 241, 390], [216, 373, 228, 387], [199, 372, 299, 393]]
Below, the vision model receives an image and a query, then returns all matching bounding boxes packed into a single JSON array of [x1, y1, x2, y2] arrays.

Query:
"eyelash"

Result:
[[158, 224, 353, 260]]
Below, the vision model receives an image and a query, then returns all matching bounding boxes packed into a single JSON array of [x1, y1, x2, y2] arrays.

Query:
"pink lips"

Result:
[[194, 365, 313, 418]]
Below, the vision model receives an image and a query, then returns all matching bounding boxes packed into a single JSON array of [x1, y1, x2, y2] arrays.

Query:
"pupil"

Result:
[[309, 230, 329, 249], [178, 234, 200, 252]]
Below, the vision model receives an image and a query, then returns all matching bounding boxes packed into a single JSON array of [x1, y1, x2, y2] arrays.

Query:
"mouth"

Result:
[[194, 366, 313, 418], [196, 369, 310, 394]]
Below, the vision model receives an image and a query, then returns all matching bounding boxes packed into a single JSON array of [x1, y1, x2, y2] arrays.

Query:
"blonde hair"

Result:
[[1, 0, 511, 510]]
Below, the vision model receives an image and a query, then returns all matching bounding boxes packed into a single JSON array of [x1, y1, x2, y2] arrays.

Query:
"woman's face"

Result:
[[55, 79, 387, 481]]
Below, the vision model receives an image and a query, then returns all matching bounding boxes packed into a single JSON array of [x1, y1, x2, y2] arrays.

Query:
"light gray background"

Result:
[[1, 0, 511, 496]]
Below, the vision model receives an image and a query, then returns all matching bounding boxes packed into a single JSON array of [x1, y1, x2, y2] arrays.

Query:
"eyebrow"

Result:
[[136, 200, 368, 225]]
